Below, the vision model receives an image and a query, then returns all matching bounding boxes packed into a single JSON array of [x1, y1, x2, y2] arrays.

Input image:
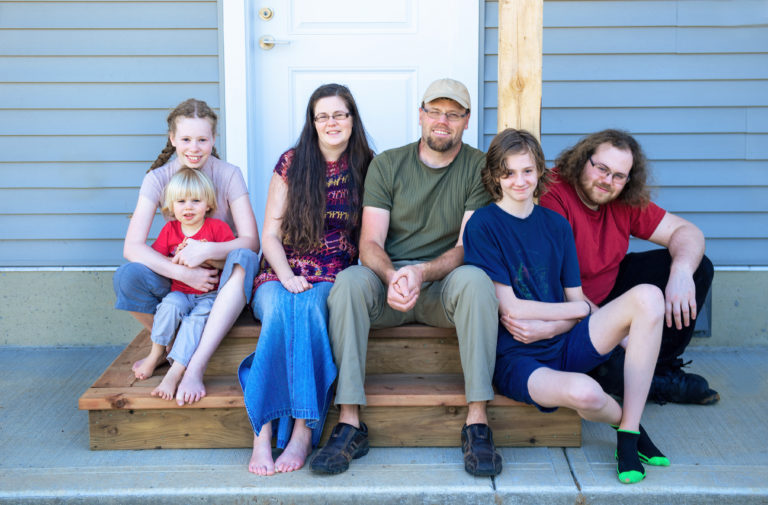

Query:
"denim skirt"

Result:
[[238, 280, 337, 449]]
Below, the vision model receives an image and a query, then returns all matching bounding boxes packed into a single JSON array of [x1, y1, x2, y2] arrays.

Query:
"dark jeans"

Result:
[[598, 249, 714, 374]]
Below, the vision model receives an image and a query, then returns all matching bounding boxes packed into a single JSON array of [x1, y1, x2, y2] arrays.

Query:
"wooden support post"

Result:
[[497, 0, 543, 139]]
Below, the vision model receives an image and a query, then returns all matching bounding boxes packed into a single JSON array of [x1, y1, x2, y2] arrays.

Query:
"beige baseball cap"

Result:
[[422, 78, 471, 110]]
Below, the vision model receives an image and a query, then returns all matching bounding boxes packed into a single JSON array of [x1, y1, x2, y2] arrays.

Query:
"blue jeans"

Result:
[[113, 248, 259, 313], [238, 281, 337, 449]]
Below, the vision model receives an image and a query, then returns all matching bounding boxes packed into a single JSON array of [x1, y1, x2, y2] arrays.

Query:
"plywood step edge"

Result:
[[227, 312, 457, 339], [79, 373, 525, 411]]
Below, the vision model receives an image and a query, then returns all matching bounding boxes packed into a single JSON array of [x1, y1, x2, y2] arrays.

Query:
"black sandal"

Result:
[[461, 423, 502, 476], [310, 422, 369, 474]]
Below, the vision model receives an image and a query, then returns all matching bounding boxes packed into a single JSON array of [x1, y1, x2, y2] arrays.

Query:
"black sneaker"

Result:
[[649, 360, 719, 405], [310, 422, 369, 474]]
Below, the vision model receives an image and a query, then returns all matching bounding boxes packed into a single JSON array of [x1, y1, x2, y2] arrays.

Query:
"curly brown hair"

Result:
[[554, 129, 651, 207], [483, 128, 550, 202], [148, 99, 220, 172]]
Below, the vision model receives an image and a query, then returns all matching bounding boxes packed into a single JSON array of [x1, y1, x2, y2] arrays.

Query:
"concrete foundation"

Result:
[[0, 269, 765, 347]]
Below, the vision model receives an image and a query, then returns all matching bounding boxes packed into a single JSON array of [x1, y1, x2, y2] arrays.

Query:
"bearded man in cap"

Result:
[[310, 78, 502, 477]]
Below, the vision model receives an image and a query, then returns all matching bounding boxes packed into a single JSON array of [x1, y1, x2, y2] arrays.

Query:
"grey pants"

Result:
[[151, 290, 217, 367], [327, 263, 499, 405]]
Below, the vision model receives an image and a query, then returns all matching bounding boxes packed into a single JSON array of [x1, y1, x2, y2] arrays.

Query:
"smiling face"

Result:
[[169, 116, 215, 169], [313, 95, 353, 159], [172, 195, 210, 234], [499, 150, 539, 206], [418, 98, 469, 154], [576, 142, 633, 209]]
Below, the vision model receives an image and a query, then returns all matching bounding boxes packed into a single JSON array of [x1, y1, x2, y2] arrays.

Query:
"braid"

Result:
[[148, 140, 176, 172], [211, 146, 220, 159], [148, 98, 220, 172]]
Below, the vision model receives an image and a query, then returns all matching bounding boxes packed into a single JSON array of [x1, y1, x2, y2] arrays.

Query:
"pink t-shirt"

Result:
[[139, 156, 248, 232], [540, 170, 666, 304]]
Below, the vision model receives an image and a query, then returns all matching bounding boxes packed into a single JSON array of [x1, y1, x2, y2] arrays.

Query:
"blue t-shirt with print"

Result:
[[463, 203, 582, 361]]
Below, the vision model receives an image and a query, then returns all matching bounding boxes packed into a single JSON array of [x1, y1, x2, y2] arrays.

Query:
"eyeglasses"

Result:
[[420, 106, 468, 122], [314, 112, 351, 123], [589, 157, 630, 185]]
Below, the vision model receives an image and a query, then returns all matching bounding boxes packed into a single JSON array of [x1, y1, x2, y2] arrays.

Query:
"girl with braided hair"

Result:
[[114, 98, 260, 404]]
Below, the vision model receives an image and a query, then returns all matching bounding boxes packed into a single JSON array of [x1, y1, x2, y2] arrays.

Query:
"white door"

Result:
[[239, 0, 480, 228]]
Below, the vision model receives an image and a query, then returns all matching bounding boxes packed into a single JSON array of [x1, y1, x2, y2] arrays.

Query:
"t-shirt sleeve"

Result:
[[273, 150, 293, 182], [222, 163, 248, 203], [362, 154, 393, 211], [138, 169, 166, 208], [464, 153, 491, 211], [209, 218, 236, 242], [629, 201, 666, 240], [463, 211, 511, 286], [151, 222, 173, 256], [559, 219, 582, 288]]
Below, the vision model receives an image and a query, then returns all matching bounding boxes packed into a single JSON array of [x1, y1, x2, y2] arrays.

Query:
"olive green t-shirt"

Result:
[[363, 140, 490, 262]]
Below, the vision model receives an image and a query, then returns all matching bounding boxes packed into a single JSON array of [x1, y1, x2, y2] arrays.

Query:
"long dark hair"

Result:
[[282, 84, 373, 251], [554, 129, 651, 207], [148, 99, 220, 172]]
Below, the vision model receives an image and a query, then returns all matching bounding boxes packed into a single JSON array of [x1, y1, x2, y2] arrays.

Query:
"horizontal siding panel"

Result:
[[494, 108, 749, 135], [651, 161, 768, 186], [545, 1, 678, 28], [628, 239, 767, 266], [677, 0, 768, 26], [0, 56, 219, 83], [0, 214, 165, 240], [0, 188, 141, 214], [0, 83, 220, 108], [748, 108, 768, 132], [492, 55, 768, 82], [677, 26, 768, 53], [747, 134, 768, 158], [541, 27, 674, 54], [681, 213, 768, 239], [0, 240, 125, 266], [653, 187, 768, 213], [0, 29, 218, 56], [0, 2, 218, 29], [542, 133, 749, 161], [0, 136, 166, 163], [0, 162, 149, 189], [0, 109, 172, 135]]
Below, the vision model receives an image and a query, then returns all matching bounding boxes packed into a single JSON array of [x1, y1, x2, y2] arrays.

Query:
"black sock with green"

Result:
[[611, 424, 669, 467], [616, 429, 645, 484]]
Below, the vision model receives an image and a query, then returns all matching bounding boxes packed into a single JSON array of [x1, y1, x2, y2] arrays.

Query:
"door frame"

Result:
[[220, 0, 483, 187]]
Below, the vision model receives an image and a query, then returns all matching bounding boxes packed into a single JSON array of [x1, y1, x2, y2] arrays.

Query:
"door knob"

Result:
[[259, 35, 291, 50]]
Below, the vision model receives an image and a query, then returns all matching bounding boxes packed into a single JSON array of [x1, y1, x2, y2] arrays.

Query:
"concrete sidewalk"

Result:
[[1, 346, 766, 504]]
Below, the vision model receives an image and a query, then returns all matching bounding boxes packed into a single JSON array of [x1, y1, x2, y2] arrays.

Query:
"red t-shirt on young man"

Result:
[[151, 218, 235, 295], [539, 170, 666, 304]]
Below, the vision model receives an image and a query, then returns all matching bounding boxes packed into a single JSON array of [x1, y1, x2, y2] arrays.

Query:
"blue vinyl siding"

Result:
[[484, 0, 768, 266], [0, 0, 220, 266]]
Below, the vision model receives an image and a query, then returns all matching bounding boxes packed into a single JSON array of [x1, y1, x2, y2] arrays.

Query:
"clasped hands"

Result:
[[172, 238, 220, 293], [387, 264, 424, 312]]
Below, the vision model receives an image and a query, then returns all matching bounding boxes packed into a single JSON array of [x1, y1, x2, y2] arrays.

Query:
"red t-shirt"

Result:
[[539, 170, 666, 304], [151, 218, 235, 294]]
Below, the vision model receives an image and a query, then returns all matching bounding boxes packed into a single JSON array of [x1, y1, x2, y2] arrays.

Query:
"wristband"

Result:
[[584, 300, 592, 317]]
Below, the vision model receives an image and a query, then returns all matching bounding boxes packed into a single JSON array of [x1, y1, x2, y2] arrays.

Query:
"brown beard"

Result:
[[425, 134, 455, 153]]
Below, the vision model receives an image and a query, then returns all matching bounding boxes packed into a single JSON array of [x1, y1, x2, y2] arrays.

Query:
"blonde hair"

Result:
[[161, 168, 217, 220]]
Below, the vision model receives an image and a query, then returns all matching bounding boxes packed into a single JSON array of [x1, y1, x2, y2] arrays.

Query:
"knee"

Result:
[[695, 255, 714, 287], [328, 266, 375, 308], [568, 380, 608, 412], [114, 262, 150, 291], [225, 248, 258, 270], [630, 284, 665, 320], [450, 266, 495, 301]]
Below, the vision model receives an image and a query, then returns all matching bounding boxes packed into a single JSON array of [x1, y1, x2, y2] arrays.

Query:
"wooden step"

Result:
[[80, 326, 581, 450]]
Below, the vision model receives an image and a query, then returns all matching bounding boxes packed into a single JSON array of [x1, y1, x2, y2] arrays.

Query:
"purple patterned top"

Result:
[[253, 149, 358, 291]]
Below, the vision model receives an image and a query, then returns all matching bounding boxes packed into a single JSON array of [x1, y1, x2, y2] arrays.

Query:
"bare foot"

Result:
[[275, 421, 312, 473], [151, 363, 185, 400], [132, 345, 166, 380], [249, 425, 275, 476], [175, 369, 206, 406]]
